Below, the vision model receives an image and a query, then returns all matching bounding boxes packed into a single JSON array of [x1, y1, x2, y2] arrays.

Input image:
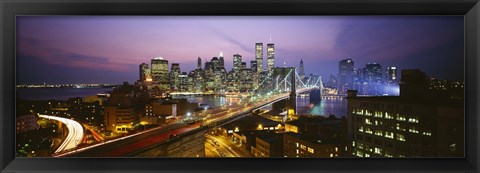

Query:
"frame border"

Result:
[[1, 0, 479, 173]]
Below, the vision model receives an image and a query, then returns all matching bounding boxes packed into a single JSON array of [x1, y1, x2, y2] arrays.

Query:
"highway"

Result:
[[55, 87, 317, 157], [38, 114, 84, 153], [205, 134, 252, 157]]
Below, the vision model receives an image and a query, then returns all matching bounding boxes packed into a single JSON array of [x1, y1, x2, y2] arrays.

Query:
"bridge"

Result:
[[54, 67, 323, 157]]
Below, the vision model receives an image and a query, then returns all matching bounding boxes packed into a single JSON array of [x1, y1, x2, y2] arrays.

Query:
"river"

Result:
[[17, 88, 348, 118]]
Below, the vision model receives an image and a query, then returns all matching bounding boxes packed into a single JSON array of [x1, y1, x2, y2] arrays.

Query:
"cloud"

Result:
[[205, 26, 251, 53], [333, 17, 462, 62], [17, 37, 132, 72]]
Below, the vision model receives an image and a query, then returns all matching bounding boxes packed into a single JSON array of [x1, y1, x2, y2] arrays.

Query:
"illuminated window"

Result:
[[408, 127, 419, 133], [365, 118, 372, 125], [385, 112, 394, 119], [408, 117, 419, 123], [375, 130, 383, 136], [374, 111, 383, 118], [364, 153, 370, 157], [308, 147, 314, 153], [357, 142, 364, 149], [365, 110, 372, 116], [356, 150, 364, 157], [330, 153, 333, 157], [374, 147, 382, 154], [300, 144, 306, 150], [296, 149, 299, 154], [396, 114, 406, 121], [365, 127, 373, 134], [385, 131, 394, 139], [396, 134, 406, 141], [335, 147, 338, 152], [296, 142, 299, 148], [356, 109, 364, 115], [358, 126, 364, 132], [422, 131, 432, 136]]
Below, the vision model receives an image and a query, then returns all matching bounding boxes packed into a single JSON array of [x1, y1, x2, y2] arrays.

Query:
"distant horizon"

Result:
[[17, 16, 464, 84]]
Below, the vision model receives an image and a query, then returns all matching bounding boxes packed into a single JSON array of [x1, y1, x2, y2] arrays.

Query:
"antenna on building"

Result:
[[219, 51, 223, 57], [269, 33, 272, 43]]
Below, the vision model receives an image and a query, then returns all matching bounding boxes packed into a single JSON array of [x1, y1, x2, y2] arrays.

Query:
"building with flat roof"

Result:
[[283, 115, 349, 157], [347, 69, 464, 157]]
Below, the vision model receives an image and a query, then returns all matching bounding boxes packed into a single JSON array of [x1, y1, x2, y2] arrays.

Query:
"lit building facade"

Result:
[[233, 54, 242, 73], [299, 59, 305, 81], [197, 57, 202, 69], [255, 43, 263, 73], [284, 132, 347, 158], [139, 63, 149, 82], [104, 107, 136, 133], [169, 63, 181, 91], [151, 57, 169, 91], [338, 59, 354, 94], [364, 63, 383, 83], [386, 66, 398, 84], [347, 69, 464, 157], [267, 43, 275, 73]]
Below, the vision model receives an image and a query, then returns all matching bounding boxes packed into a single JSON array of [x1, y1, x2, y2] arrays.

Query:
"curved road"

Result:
[[38, 114, 84, 153]]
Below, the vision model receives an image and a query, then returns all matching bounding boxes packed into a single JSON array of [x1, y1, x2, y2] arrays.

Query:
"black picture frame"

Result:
[[1, 0, 479, 172]]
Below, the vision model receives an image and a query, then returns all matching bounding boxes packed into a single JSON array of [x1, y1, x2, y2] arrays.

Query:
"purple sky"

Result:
[[16, 16, 464, 84]]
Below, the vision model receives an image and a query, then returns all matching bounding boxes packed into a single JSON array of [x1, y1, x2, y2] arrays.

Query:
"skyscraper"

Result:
[[255, 43, 263, 73], [364, 63, 382, 83], [250, 60, 258, 73], [233, 54, 242, 73], [338, 59, 354, 94], [241, 62, 247, 70], [219, 52, 225, 68], [170, 63, 181, 91], [197, 57, 202, 69], [267, 43, 275, 73], [139, 63, 149, 82], [151, 57, 169, 90], [299, 59, 305, 80], [386, 66, 398, 84]]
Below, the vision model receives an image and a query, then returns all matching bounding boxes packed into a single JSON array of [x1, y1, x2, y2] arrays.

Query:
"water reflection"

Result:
[[171, 95, 348, 118], [296, 96, 347, 118]]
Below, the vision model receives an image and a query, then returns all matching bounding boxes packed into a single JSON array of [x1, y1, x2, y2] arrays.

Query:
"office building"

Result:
[[251, 61, 258, 73], [364, 63, 383, 83], [347, 70, 464, 157], [169, 63, 181, 91], [151, 57, 169, 91], [299, 59, 305, 81], [139, 63, 149, 82], [283, 115, 348, 157], [197, 57, 202, 69], [256, 43, 263, 73], [386, 66, 398, 84], [267, 43, 275, 73], [338, 59, 354, 94], [233, 54, 242, 73], [219, 52, 225, 68]]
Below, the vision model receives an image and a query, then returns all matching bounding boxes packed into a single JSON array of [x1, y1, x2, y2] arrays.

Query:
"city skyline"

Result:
[[17, 16, 464, 84]]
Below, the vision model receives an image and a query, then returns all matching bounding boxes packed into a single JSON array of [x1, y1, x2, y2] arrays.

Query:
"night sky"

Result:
[[16, 16, 464, 84]]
